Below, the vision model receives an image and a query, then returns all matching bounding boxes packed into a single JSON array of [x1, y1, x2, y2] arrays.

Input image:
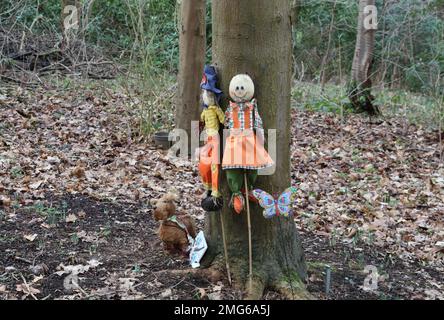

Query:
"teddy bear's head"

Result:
[[229, 74, 255, 103], [152, 193, 178, 221]]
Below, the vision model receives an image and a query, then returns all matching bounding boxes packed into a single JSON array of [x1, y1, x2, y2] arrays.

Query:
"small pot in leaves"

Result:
[[154, 131, 171, 150]]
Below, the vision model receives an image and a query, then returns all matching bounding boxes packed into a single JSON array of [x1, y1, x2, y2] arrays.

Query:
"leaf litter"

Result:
[[0, 82, 442, 300]]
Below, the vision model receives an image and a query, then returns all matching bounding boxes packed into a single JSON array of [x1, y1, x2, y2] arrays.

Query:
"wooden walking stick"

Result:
[[219, 213, 232, 285], [244, 171, 253, 292]]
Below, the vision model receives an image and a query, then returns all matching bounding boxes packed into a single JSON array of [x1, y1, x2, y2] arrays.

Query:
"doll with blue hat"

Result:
[[197, 65, 233, 284], [198, 65, 225, 212]]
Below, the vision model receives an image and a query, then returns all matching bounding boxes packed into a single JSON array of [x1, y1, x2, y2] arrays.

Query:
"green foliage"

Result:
[[0, 0, 179, 70], [1, 0, 441, 139], [292, 82, 352, 115], [1, 0, 442, 110], [295, 0, 358, 82], [33, 201, 68, 225], [117, 0, 179, 71], [7, 0, 60, 29], [295, 0, 444, 94], [10, 166, 24, 179], [377, 0, 444, 93], [294, 81, 444, 129]]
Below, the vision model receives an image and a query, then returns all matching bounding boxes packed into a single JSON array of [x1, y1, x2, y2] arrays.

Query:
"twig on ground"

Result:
[[15, 256, 32, 264], [19, 273, 38, 300]]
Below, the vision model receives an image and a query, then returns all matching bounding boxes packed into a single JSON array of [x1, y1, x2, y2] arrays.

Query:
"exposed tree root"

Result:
[[272, 279, 314, 300], [245, 274, 266, 300], [153, 267, 223, 283], [200, 251, 313, 300]]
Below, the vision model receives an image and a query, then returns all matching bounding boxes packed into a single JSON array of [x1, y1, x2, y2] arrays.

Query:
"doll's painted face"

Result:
[[229, 74, 255, 103]]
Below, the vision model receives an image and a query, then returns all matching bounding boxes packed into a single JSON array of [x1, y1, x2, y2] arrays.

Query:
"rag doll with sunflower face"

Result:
[[221, 74, 274, 214]]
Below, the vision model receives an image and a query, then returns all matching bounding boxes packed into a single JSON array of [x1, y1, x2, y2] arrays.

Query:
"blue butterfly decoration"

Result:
[[251, 187, 298, 219]]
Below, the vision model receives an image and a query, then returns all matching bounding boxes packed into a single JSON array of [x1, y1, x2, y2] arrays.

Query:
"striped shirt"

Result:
[[201, 105, 225, 136]]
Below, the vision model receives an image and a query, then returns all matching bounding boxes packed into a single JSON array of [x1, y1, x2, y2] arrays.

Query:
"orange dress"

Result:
[[222, 99, 274, 170]]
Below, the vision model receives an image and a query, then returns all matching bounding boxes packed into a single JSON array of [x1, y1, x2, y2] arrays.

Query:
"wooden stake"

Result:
[[219, 213, 232, 286], [244, 172, 253, 292]]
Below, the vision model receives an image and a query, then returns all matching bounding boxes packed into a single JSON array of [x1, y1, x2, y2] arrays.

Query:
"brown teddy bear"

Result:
[[152, 192, 197, 255]]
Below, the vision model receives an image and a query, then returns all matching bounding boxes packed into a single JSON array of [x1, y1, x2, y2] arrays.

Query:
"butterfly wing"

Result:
[[263, 206, 277, 219], [277, 204, 293, 217], [251, 189, 277, 219], [278, 187, 298, 205], [251, 189, 274, 208], [276, 187, 298, 217]]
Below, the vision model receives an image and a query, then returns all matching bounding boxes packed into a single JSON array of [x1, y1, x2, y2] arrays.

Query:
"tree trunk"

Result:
[[202, 0, 310, 300], [291, 0, 299, 27], [320, 0, 338, 90], [348, 0, 380, 115], [176, 0, 206, 150]]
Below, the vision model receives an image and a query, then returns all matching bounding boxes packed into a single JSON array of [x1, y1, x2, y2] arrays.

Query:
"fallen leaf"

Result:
[[347, 228, 358, 238], [65, 213, 77, 223], [31, 275, 44, 284], [197, 288, 206, 298], [208, 291, 222, 300], [87, 259, 102, 268], [160, 288, 172, 298], [24, 234, 37, 242], [70, 166, 85, 179], [435, 241, 444, 251], [16, 283, 40, 296], [119, 278, 137, 292], [77, 210, 86, 218], [55, 259, 102, 276], [0, 195, 11, 207], [40, 223, 51, 229], [29, 180, 44, 190]]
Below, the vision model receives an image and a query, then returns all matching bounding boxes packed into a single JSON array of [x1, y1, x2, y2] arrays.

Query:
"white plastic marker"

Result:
[[190, 231, 208, 268]]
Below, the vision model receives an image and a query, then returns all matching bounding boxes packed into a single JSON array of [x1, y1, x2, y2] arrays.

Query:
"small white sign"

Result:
[[189, 231, 208, 268]]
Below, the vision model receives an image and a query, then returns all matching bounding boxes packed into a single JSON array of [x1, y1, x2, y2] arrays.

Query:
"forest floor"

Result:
[[0, 80, 443, 300]]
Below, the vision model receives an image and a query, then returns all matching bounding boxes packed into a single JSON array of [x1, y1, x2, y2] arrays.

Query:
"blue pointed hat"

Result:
[[200, 65, 223, 97]]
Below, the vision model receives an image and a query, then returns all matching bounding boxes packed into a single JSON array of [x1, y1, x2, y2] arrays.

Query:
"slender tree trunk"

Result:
[[348, 0, 380, 115], [202, 0, 310, 300], [291, 0, 299, 79], [176, 0, 206, 149], [291, 0, 299, 26], [320, 0, 337, 90]]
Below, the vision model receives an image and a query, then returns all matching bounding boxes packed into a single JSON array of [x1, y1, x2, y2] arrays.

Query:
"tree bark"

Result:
[[320, 0, 338, 90], [348, 0, 380, 115], [176, 0, 206, 149], [202, 0, 310, 300]]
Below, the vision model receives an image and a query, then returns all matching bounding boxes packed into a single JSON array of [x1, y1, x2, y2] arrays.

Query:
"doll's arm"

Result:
[[253, 102, 263, 130], [199, 110, 206, 135], [216, 106, 225, 124], [253, 103, 265, 144], [224, 106, 232, 128]]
